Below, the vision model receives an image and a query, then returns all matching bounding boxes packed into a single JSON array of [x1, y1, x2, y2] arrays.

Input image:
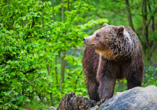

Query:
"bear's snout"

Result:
[[83, 36, 96, 47], [83, 37, 89, 45]]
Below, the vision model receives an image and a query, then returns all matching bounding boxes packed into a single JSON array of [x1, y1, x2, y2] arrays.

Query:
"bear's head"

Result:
[[83, 23, 129, 60]]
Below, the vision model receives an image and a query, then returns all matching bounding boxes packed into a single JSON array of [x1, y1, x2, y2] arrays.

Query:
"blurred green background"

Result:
[[0, 0, 157, 109]]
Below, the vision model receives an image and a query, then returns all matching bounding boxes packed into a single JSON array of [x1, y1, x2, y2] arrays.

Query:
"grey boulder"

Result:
[[91, 85, 157, 110]]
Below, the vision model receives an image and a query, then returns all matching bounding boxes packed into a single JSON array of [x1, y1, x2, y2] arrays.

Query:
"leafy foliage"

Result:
[[143, 66, 157, 86], [0, 0, 108, 109]]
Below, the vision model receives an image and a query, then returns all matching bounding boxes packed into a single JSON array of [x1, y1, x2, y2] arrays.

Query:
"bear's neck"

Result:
[[95, 49, 116, 60]]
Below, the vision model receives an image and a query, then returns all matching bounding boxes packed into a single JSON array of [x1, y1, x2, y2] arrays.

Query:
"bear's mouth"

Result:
[[84, 42, 95, 46], [88, 44, 95, 46]]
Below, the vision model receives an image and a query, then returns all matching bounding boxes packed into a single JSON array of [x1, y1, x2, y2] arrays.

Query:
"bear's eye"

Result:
[[96, 34, 99, 37]]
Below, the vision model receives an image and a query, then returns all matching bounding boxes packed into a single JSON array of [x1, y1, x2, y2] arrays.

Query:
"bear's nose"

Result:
[[83, 37, 86, 41]]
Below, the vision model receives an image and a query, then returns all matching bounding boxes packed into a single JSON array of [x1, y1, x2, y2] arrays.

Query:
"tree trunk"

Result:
[[148, 1, 155, 32], [125, 0, 134, 31], [142, 0, 149, 51], [55, 56, 58, 84], [60, 0, 66, 92], [60, 51, 66, 92], [67, 0, 69, 11], [42, 0, 54, 106], [62, 0, 64, 22], [51, 0, 58, 84]]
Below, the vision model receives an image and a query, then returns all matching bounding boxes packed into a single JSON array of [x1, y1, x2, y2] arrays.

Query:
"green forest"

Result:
[[0, 0, 157, 109]]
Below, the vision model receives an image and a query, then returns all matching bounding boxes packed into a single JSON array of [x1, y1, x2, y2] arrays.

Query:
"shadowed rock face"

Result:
[[90, 85, 157, 110], [57, 92, 96, 110]]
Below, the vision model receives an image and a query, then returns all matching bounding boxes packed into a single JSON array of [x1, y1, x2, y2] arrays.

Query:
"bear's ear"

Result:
[[117, 26, 124, 36], [102, 23, 108, 27]]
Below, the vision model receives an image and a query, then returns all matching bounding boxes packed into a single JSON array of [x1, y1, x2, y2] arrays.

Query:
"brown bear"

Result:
[[82, 23, 143, 104]]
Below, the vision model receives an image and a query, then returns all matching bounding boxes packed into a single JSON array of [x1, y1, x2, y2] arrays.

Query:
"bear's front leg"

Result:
[[85, 75, 100, 102], [97, 75, 116, 105]]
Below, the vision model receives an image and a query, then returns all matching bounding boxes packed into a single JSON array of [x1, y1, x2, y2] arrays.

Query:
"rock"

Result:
[[57, 92, 96, 110], [57, 86, 157, 110], [95, 85, 157, 110], [90, 105, 99, 110]]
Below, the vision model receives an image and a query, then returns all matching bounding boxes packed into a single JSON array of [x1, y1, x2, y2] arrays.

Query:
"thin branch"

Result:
[[23, 68, 38, 75]]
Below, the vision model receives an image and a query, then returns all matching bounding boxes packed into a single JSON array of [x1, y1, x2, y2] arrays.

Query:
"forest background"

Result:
[[0, 0, 157, 109]]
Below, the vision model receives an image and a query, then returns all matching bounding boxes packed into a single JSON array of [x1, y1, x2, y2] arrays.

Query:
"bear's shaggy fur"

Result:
[[82, 23, 143, 103]]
